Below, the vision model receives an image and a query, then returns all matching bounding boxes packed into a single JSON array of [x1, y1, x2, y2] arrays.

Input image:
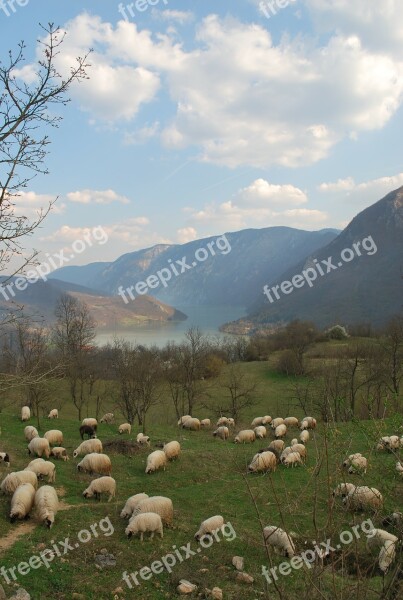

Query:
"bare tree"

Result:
[[380, 314, 403, 396]]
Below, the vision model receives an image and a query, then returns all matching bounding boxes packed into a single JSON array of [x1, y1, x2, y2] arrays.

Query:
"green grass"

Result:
[[0, 362, 402, 599]]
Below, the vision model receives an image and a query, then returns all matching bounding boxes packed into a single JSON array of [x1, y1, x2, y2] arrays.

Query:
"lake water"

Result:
[[95, 305, 247, 347]]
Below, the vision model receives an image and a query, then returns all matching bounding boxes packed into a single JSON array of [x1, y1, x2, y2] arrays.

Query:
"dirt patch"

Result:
[[103, 439, 143, 455], [0, 521, 37, 554]]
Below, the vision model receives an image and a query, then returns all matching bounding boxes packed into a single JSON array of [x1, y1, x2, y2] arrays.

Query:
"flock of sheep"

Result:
[[0, 405, 401, 588]]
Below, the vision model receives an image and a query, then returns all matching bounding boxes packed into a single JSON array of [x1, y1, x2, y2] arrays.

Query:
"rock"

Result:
[[100, 548, 108, 555], [198, 568, 209, 574], [232, 556, 244, 571], [211, 588, 223, 599], [177, 580, 197, 594], [236, 572, 254, 584], [0, 584, 6, 600], [8, 589, 31, 600], [112, 587, 124, 595], [94, 553, 116, 568]]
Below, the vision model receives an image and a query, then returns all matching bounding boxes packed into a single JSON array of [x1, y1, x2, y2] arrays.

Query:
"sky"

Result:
[[1, 0, 403, 268]]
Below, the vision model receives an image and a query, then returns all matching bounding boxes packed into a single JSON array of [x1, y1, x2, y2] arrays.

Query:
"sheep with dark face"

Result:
[[79, 425, 97, 440], [0, 452, 10, 467]]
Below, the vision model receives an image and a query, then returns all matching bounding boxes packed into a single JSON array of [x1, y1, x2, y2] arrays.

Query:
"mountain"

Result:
[[50, 228, 340, 308], [227, 186, 403, 331], [0, 277, 186, 327]]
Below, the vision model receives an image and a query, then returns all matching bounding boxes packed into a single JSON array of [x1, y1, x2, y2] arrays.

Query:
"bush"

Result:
[[276, 350, 304, 376], [326, 325, 349, 340]]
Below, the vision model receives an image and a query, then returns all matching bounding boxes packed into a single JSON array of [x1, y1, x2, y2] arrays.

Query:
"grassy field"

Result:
[[0, 361, 402, 600]]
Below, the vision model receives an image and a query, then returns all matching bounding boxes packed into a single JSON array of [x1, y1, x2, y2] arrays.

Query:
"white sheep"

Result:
[[366, 529, 398, 573], [213, 426, 229, 440], [216, 417, 229, 426], [195, 515, 224, 541], [291, 444, 307, 461], [269, 439, 285, 453], [200, 419, 211, 428], [332, 483, 356, 498], [386, 435, 400, 450], [73, 439, 103, 458], [0, 470, 38, 495], [44, 430, 63, 447], [275, 424, 287, 439], [0, 452, 10, 467], [163, 441, 181, 461], [178, 415, 192, 426], [47, 409, 58, 419], [24, 426, 38, 442], [35, 485, 59, 528], [25, 458, 56, 483], [300, 430, 310, 444], [291, 438, 298, 446], [262, 416, 272, 425], [301, 417, 317, 429], [282, 452, 303, 467], [125, 512, 163, 541], [182, 417, 201, 431], [271, 418, 284, 429], [348, 456, 368, 474], [77, 453, 112, 476], [21, 406, 30, 422], [145, 450, 167, 474], [82, 418, 98, 429], [343, 486, 383, 511], [342, 453, 363, 467], [83, 476, 116, 502], [284, 417, 299, 428], [251, 417, 265, 427], [263, 526, 295, 558], [10, 483, 36, 522], [131, 496, 173, 526], [28, 437, 50, 459], [396, 461, 403, 476], [254, 426, 267, 439], [118, 423, 132, 434], [227, 418, 235, 427], [120, 493, 149, 519], [50, 447, 69, 461], [235, 430, 256, 444], [100, 412, 114, 424], [280, 447, 292, 462], [136, 433, 150, 446], [248, 451, 277, 473]]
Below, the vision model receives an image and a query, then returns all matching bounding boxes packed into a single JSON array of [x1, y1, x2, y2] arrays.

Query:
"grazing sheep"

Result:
[[136, 433, 150, 446], [291, 444, 307, 461], [120, 493, 149, 519], [248, 451, 277, 473], [213, 426, 229, 440], [126, 512, 163, 541], [333, 483, 356, 498], [275, 424, 287, 439], [348, 456, 368, 474], [131, 496, 173, 526], [271, 418, 284, 429], [35, 485, 59, 528], [83, 476, 116, 502], [262, 416, 272, 425], [50, 447, 69, 461], [284, 417, 299, 428], [25, 459, 56, 483], [301, 416, 317, 429], [21, 406, 30, 422], [44, 430, 63, 447], [1, 470, 38, 495], [257, 447, 280, 462], [182, 417, 201, 431], [300, 419, 309, 431], [79, 425, 97, 440], [216, 417, 229, 426], [47, 409, 58, 419], [235, 430, 256, 444], [300, 430, 310, 444], [100, 413, 114, 424], [178, 415, 192, 426], [118, 423, 132, 434], [195, 515, 224, 541], [280, 447, 292, 462], [145, 450, 167, 474], [282, 452, 303, 467], [227, 418, 235, 427], [28, 437, 50, 459], [396, 461, 403, 476], [200, 419, 211, 428], [0, 452, 10, 467], [264, 526, 295, 558], [163, 441, 181, 461], [291, 438, 298, 446], [82, 418, 98, 430], [342, 453, 363, 467], [10, 483, 36, 522], [73, 439, 103, 458], [269, 439, 285, 453], [77, 453, 112, 476], [251, 417, 265, 427], [386, 435, 400, 450], [382, 512, 403, 529], [254, 426, 267, 439], [343, 486, 383, 512], [366, 529, 399, 573], [24, 426, 38, 442]]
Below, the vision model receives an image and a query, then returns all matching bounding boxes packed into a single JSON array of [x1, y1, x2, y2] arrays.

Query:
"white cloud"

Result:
[[66, 189, 130, 205], [177, 227, 198, 244], [14, 191, 66, 217], [123, 122, 160, 145], [236, 179, 308, 207], [318, 172, 403, 206], [153, 9, 195, 24]]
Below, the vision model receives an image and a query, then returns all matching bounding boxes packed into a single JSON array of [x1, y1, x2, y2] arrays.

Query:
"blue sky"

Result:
[[1, 0, 403, 268]]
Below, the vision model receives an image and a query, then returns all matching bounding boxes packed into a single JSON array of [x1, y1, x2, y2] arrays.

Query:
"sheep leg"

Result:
[[150, 532, 154, 540]]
